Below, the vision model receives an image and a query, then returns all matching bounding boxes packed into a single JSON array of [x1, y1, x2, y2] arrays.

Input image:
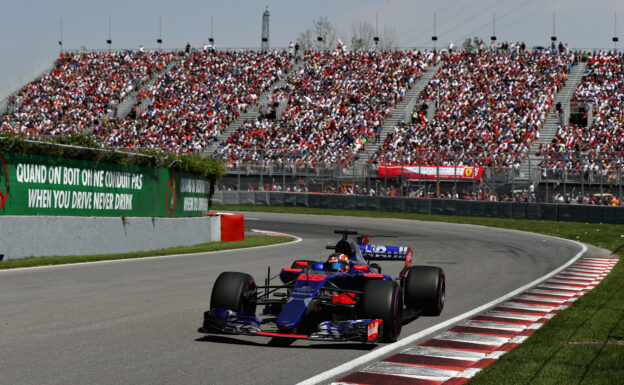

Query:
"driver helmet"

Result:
[[327, 253, 350, 272]]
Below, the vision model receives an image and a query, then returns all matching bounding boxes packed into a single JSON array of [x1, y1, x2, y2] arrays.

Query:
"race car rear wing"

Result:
[[358, 244, 413, 277]]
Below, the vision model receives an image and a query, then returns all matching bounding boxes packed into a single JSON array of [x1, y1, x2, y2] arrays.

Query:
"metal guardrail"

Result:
[[217, 154, 624, 204], [212, 190, 624, 224]]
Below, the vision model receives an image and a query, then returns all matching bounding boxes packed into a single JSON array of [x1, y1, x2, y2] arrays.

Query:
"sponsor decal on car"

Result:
[[298, 274, 325, 281], [367, 319, 382, 341]]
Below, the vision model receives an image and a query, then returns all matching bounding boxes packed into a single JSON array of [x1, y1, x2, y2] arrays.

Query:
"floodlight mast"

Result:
[[261, 6, 270, 51], [614, 12, 619, 51], [107, 16, 112, 51], [431, 12, 437, 50], [491, 12, 496, 42], [58, 18, 63, 53], [157, 16, 163, 50]]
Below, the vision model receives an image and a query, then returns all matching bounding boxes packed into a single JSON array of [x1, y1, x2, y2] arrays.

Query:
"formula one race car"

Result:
[[198, 230, 445, 343]]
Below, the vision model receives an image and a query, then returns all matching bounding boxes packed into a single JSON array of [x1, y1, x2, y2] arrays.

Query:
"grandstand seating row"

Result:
[[1, 49, 622, 170], [543, 52, 624, 171]]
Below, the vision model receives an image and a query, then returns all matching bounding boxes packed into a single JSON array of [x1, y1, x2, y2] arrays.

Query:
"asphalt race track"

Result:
[[0, 212, 605, 385]]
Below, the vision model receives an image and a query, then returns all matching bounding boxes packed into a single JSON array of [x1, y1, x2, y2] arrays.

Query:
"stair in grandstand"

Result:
[[0, 52, 58, 117], [114, 59, 180, 119], [203, 58, 305, 156], [517, 61, 587, 181], [350, 60, 443, 173]]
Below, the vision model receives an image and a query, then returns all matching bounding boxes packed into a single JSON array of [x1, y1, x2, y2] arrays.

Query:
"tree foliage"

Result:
[[351, 21, 375, 50], [462, 37, 485, 52], [296, 16, 340, 51], [0, 133, 226, 185], [378, 25, 398, 50], [298, 17, 398, 52]]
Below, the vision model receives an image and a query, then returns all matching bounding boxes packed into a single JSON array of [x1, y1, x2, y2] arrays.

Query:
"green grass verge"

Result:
[[213, 204, 624, 385], [213, 204, 624, 250], [0, 235, 291, 270]]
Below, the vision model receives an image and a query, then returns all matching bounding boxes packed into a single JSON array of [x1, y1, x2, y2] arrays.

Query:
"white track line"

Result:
[[297, 240, 588, 385], [0, 231, 302, 273]]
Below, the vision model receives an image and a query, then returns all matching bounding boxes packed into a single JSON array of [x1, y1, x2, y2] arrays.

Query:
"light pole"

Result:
[[106, 17, 112, 52]]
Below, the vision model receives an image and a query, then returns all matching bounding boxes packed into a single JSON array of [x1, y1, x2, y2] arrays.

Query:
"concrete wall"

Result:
[[0, 215, 220, 261]]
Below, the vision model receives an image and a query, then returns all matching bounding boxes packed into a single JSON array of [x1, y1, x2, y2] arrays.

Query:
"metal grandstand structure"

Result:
[[2, 48, 624, 205]]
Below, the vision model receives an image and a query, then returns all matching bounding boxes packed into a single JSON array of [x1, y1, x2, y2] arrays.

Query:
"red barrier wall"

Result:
[[220, 214, 244, 242]]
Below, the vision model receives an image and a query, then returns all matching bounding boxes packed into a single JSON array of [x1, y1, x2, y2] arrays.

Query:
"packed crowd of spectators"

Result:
[[216, 179, 622, 205], [94, 50, 292, 153], [542, 51, 624, 174], [1, 51, 171, 136], [371, 50, 572, 168], [213, 50, 437, 166]]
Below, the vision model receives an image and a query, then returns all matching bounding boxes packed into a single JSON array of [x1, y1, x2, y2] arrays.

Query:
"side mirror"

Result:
[[369, 263, 382, 274]]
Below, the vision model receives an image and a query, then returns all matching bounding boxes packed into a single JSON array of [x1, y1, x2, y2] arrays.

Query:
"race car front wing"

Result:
[[199, 309, 383, 343]]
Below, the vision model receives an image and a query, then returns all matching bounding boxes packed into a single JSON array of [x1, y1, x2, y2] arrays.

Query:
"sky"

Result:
[[1, 0, 623, 87]]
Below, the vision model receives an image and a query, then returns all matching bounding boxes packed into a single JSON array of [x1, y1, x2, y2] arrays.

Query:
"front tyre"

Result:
[[358, 280, 403, 342], [210, 272, 257, 315], [404, 266, 445, 316]]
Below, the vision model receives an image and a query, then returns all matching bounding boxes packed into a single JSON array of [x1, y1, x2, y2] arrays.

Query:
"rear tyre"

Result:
[[358, 280, 402, 342], [210, 272, 257, 315], [404, 266, 445, 316]]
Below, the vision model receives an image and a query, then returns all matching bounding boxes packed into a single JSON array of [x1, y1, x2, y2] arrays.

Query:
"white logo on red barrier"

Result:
[[378, 165, 484, 181]]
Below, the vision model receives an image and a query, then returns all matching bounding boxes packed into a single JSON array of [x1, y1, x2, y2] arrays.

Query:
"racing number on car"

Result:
[[0, 155, 8, 210]]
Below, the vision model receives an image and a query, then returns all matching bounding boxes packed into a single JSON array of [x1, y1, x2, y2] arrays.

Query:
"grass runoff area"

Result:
[[214, 204, 624, 385], [0, 234, 291, 270]]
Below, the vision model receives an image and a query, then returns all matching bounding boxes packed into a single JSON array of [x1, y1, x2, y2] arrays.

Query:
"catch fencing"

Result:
[[217, 154, 624, 205], [212, 190, 624, 225]]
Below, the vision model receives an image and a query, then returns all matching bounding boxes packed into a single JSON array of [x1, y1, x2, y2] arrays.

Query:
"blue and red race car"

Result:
[[198, 230, 445, 343]]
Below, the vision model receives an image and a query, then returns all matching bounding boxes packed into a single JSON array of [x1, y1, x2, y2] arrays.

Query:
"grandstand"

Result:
[[1, 46, 623, 204], [1, 51, 172, 136], [94, 50, 292, 153]]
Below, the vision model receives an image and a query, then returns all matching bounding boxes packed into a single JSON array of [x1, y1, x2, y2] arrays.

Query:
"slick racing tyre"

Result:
[[210, 272, 257, 315], [404, 266, 445, 316], [358, 280, 403, 342]]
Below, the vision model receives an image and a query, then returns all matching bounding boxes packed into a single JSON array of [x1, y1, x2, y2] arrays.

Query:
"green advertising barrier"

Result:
[[0, 153, 210, 217]]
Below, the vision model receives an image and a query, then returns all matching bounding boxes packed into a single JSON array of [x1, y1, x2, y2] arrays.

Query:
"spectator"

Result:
[[371, 49, 570, 168], [95, 50, 291, 153], [214, 49, 435, 167], [2, 50, 171, 136]]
